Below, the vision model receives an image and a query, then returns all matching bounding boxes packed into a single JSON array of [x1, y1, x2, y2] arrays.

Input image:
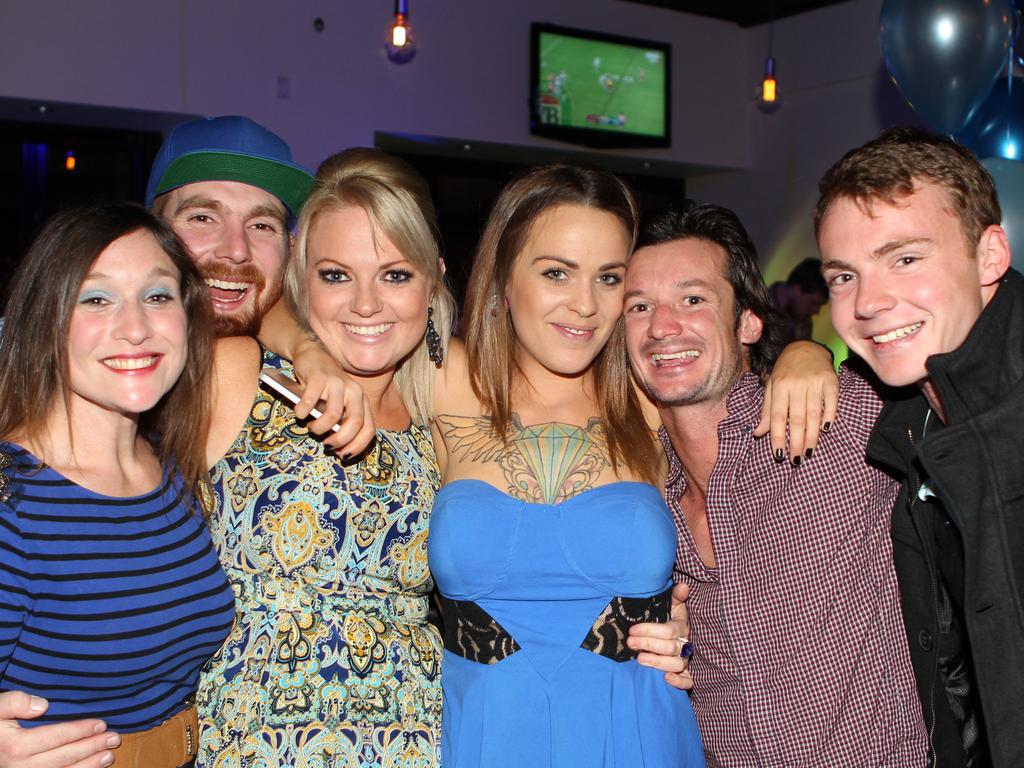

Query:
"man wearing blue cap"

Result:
[[140, 115, 367, 438], [145, 116, 363, 438], [146, 115, 314, 338]]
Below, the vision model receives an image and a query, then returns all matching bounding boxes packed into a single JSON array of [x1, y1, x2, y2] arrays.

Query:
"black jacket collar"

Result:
[[867, 269, 1024, 475]]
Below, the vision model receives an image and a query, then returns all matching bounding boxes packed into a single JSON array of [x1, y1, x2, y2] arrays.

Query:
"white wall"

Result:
[[690, 0, 920, 281], [0, 0, 750, 172]]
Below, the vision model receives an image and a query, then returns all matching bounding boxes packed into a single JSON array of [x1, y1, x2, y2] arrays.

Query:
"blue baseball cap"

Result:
[[145, 116, 314, 218]]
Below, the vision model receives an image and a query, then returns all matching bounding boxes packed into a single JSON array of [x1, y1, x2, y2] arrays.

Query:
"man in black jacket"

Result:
[[816, 127, 1024, 768]]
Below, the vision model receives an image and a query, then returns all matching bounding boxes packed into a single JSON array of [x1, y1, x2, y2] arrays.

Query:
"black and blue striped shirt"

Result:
[[0, 443, 235, 732]]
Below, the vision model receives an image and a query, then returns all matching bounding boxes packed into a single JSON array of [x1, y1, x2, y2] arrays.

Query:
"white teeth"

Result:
[[346, 323, 393, 336], [104, 357, 156, 370], [206, 278, 248, 291], [872, 322, 923, 344], [560, 326, 592, 336], [651, 351, 700, 363]]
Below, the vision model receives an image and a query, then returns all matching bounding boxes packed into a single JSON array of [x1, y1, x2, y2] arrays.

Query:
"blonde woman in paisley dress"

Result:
[[193, 148, 455, 768]]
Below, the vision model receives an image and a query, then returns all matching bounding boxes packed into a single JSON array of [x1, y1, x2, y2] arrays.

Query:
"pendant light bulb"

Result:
[[762, 56, 777, 103], [386, 0, 416, 64]]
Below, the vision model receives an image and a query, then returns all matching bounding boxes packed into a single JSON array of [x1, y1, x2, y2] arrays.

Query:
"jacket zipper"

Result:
[[908, 425, 941, 768]]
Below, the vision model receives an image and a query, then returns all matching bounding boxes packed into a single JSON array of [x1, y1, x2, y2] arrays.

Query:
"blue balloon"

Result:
[[959, 76, 1024, 159], [983, 157, 1024, 271], [880, 0, 1015, 135]]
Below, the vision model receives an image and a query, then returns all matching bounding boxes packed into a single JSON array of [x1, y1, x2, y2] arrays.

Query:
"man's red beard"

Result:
[[200, 264, 283, 338]]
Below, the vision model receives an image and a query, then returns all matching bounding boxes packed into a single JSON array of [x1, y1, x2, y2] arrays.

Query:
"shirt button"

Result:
[[917, 629, 934, 651]]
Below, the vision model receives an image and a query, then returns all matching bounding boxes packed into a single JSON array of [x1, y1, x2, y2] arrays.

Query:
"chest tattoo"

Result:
[[437, 413, 610, 504]]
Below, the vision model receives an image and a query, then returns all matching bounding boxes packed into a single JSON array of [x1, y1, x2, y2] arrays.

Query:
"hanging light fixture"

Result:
[[386, 0, 416, 64], [761, 56, 777, 104], [757, 0, 781, 113]]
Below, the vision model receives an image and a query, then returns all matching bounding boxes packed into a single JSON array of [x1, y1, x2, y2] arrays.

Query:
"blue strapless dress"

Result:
[[429, 479, 705, 768]]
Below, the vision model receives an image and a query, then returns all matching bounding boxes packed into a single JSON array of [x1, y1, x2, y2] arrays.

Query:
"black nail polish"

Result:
[[804, 448, 813, 459], [774, 448, 784, 462], [822, 421, 832, 433], [341, 452, 352, 461], [793, 456, 802, 467]]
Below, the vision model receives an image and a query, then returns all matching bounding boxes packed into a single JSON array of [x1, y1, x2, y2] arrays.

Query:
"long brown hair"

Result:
[[0, 203, 214, 506], [463, 164, 659, 483]]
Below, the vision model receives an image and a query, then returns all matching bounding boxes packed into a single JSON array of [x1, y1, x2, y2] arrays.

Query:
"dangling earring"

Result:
[[426, 306, 443, 367]]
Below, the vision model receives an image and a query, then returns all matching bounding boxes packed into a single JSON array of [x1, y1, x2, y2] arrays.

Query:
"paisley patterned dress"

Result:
[[196, 350, 442, 768]]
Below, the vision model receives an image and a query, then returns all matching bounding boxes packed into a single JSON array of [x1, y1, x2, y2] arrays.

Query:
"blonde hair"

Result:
[[285, 148, 455, 425], [463, 164, 659, 484]]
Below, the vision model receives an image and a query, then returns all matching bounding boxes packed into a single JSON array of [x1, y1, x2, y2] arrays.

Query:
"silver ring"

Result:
[[677, 636, 695, 659]]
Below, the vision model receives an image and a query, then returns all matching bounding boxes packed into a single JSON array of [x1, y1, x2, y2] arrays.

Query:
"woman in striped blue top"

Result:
[[0, 204, 236, 768]]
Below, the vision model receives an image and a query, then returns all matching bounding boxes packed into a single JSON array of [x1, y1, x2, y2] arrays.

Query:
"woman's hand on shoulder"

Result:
[[0, 691, 117, 768], [754, 341, 838, 464], [289, 337, 375, 455]]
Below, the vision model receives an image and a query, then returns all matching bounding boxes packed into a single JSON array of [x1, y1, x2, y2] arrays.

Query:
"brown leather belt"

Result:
[[115, 704, 198, 768]]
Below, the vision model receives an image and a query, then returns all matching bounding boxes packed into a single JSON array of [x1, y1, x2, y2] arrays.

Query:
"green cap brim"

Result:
[[153, 152, 314, 217]]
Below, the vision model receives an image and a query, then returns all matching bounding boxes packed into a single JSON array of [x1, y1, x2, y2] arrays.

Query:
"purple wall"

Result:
[[0, 0, 750, 171]]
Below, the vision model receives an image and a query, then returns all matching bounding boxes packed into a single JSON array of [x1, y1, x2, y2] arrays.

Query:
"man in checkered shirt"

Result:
[[623, 201, 928, 767]]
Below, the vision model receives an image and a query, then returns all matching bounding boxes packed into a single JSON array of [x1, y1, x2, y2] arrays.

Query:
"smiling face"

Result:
[[67, 230, 188, 419], [819, 182, 1008, 390], [624, 237, 763, 408], [504, 204, 630, 381], [305, 205, 432, 384], [157, 180, 288, 336]]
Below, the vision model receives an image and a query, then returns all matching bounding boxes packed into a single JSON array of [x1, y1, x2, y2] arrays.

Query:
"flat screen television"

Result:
[[530, 22, 671, 149]]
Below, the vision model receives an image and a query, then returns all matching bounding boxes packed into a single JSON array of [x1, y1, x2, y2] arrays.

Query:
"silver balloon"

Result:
[[880, 0, 1015, 135]]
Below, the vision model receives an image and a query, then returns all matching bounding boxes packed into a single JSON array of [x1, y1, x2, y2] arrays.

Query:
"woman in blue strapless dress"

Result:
[[430, 481, 702, 767], [427, 165, 706, 768]]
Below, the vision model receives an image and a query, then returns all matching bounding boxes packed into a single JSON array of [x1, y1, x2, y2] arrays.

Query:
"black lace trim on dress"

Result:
[[440, 586, 673, 665], [579, 586, 672, 662], [439, 596, 521, 664]]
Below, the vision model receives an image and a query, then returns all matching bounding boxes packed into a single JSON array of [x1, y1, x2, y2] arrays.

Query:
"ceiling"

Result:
[[622, 0, 853, 27]]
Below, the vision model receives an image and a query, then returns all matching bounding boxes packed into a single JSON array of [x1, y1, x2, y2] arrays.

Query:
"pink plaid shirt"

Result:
[[662, 367, 928, 767]]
